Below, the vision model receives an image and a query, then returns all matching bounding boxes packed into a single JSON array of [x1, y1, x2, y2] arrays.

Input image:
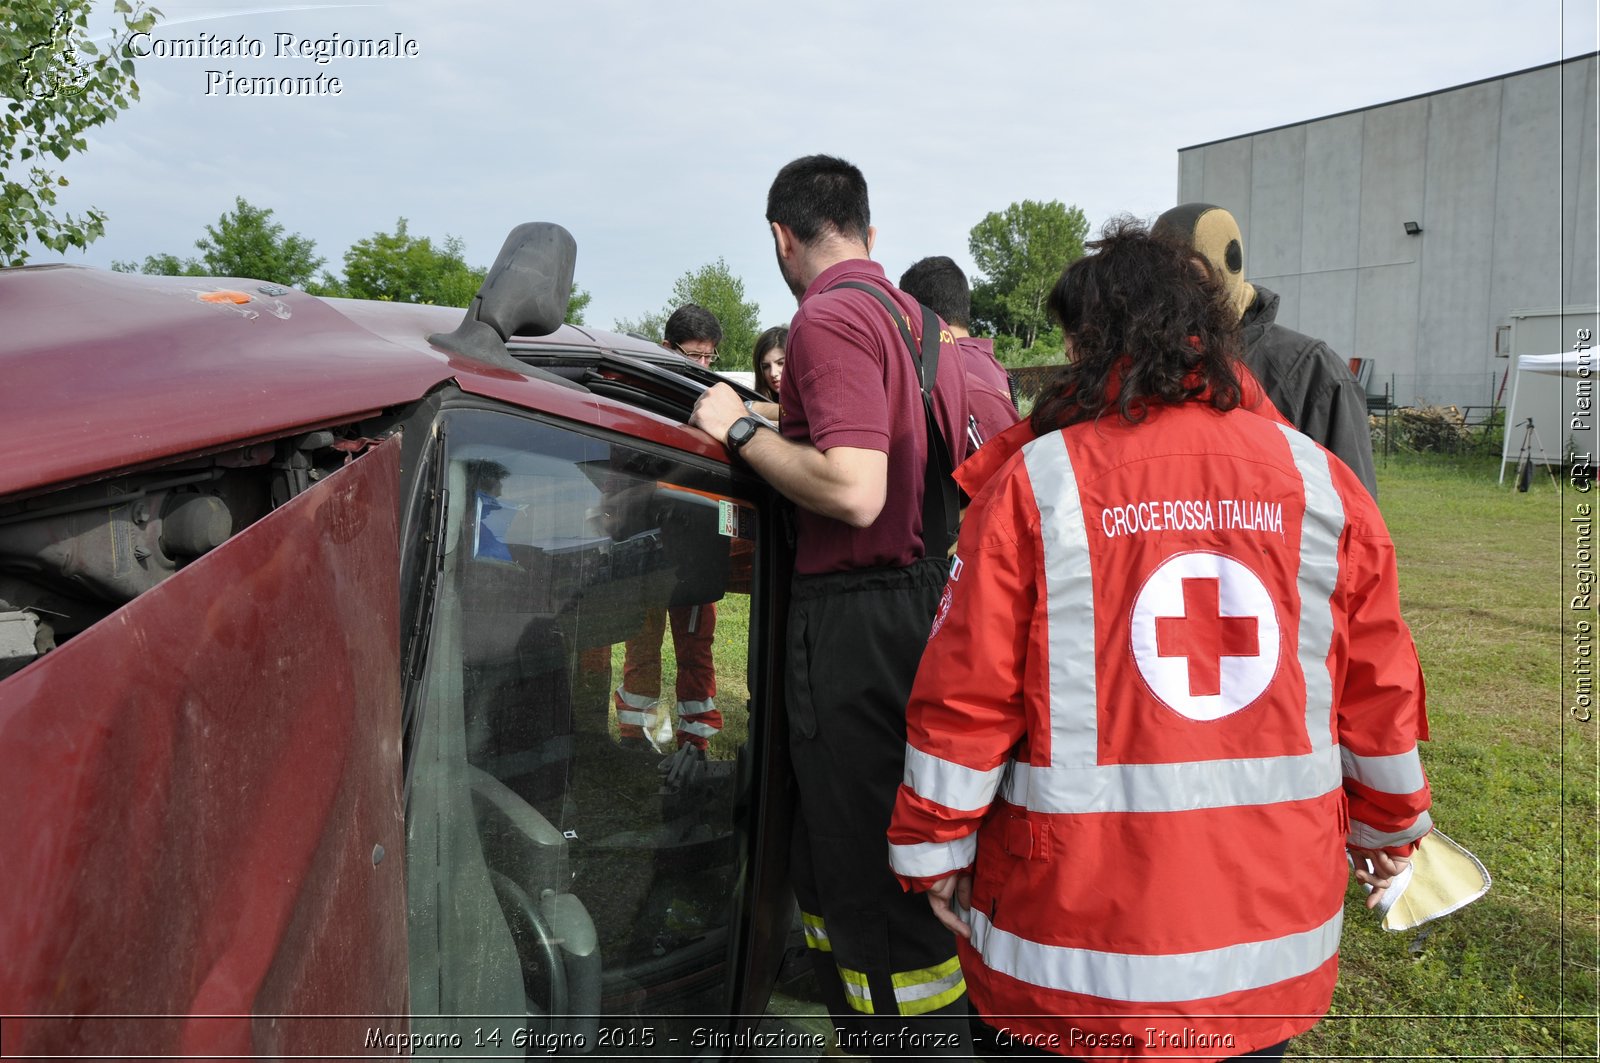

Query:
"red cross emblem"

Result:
[[1130, 551, 1280, 721], [1155, 577, 1261, 697]]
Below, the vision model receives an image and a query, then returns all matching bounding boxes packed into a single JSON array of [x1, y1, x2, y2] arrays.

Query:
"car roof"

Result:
[[0, 266, 724, 499]]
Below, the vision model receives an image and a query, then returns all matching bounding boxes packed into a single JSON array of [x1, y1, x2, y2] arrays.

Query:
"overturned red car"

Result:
[[0, 224, 808, 1058]]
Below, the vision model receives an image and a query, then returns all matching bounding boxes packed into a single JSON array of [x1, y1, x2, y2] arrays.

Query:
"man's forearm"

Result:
[[690, 383, 886, 527], [738, 428, 885, 527]]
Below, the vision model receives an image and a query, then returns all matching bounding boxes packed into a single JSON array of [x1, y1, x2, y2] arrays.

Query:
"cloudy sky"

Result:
[[40, 0, 1600, 333]]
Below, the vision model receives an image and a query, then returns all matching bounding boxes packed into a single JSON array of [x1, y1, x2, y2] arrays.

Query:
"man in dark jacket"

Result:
[[1155, 203, 1378, 497]]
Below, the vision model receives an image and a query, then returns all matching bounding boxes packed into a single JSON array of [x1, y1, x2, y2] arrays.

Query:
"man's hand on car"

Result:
[[689, 383, 747, 446]]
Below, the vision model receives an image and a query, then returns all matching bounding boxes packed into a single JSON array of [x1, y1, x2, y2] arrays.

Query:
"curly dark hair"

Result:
[[1029, 216, 1243, 435]]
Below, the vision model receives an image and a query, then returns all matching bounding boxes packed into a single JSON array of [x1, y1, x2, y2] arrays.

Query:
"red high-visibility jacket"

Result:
[[888, 394, 1431, 1059]]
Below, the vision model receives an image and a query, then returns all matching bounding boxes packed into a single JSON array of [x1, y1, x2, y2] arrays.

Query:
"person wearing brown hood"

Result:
[[1154, 203, 1378, 497]]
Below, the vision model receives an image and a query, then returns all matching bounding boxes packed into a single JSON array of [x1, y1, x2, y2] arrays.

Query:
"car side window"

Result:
[[405, 408, 761, 1053]]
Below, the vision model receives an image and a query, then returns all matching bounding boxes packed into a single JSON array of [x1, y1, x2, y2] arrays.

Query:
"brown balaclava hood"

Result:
[[1153, 203, 1256, 322]]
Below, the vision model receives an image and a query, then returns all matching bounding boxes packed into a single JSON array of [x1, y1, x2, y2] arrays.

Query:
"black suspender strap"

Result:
[[827, 281, 960, 558]]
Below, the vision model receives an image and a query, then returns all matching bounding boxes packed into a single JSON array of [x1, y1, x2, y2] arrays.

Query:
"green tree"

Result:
[[968, 199, 1089, 348], [333, 218, 481, 306], [2, 0, 161, 264], [116, 197, 323, 286], [616, 258, 760, 367], [564, 284, 591, 326], [193, 197, 323, 286], [992, 327, 1067, 369], [110, 250, 202, 276], [613, 310, 666, 342]]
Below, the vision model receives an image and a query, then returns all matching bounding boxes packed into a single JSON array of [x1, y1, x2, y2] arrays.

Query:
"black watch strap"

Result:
[[727, 415, 761, 451]]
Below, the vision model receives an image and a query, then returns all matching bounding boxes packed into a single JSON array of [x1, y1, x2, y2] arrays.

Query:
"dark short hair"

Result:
[[766, 155, 871, 246], [1030, 216, 1242, 434], [752, 325, 788, 399], [898, 256, 971, 329], [663, 303, 723, 347]]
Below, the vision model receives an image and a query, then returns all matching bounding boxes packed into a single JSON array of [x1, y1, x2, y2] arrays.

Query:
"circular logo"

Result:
[[1129, 551, 1280, 721]]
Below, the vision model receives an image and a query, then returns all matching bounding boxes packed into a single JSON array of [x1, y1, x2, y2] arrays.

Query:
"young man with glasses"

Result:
[[663, 303, 721, 368]]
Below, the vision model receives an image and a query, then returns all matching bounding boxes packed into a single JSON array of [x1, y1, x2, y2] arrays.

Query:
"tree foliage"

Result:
[[968, 199, 1089, 349], [563, 284, 591, 326], [109, 250, 202, 277], [111, 204, 594, 320], [112, 197, 324, 287], [992, 327, 1067, 369], [195, 197, 324, 286], [1, 0, 161, 264], [331, 218, 482, 306], [613, 309, 666, 342], [616, 258, 761, 367]]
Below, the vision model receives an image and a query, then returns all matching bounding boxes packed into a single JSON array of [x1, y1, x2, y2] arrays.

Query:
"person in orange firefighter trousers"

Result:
[[887, 219, 1433, 1061], [613, 304, 728, 753]]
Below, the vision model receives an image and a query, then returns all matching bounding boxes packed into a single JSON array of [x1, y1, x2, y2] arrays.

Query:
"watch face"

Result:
[[729, 417, 756, 449]]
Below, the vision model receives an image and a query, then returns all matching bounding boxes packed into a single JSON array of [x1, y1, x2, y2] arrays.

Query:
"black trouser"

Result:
[[786, 557, 971, 1059]]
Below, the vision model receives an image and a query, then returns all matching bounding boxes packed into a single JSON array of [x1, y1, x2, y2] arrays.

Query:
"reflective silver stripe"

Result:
[[676, 720, 720, 738], [1022, 431, 1099, 770], [615, 688, 659, 727], [1342, 747, 1427, 795], [839, 967, 873, 1013], [892, 956, 965, 1014], [888, 835, 978, 880], [675, 697, 717, 718], [998, 425, 1349, 815], [967, 908, 1342, 1003], [1349, 809, 1434, 850], [1277, 423, 1343, 763], [801, 910, 830, 951], [1002, 750, 1341, 813], [903, 746, 1003, 812]]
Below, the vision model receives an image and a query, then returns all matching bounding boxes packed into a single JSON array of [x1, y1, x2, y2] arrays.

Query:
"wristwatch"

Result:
[[726, 415, 762, 453]]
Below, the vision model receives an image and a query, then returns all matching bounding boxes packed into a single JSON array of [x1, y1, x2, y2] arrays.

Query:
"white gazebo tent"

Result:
[[1499, 350, 1598, 483]]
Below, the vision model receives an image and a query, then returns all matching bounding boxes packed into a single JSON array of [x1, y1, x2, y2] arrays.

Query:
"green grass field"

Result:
[[1294, 454, 1597, 1060]]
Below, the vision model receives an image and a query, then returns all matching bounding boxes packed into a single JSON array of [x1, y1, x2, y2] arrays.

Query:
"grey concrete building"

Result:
[[1177, 53, 1598, 412]]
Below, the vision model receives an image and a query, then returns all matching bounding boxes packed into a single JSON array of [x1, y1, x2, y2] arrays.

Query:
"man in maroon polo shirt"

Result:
[[898, 255, 1018, 450], [690, 155, 973, 1056]]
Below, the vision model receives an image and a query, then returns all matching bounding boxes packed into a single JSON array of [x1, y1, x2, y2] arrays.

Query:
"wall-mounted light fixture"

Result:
[[1403, 221, 1423, 236]]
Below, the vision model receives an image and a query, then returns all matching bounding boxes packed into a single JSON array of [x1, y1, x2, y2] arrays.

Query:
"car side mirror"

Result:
[[429, 222, 578, 374]]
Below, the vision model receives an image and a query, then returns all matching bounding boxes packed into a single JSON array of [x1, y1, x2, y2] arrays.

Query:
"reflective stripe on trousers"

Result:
[[801, 909, 831, 952], [804, 911, 965, 1015]]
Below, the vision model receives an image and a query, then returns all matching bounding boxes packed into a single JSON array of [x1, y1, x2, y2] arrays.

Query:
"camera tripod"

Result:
[[1510, 417, 1559, 492]]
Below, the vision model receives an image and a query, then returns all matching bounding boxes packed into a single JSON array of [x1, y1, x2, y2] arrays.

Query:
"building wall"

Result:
[[1177, 54, 1598, 409]]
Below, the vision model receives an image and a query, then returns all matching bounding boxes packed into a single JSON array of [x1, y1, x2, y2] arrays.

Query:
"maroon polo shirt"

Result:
[[782, 259, 970, 575], [955, 335, 1020, 448]]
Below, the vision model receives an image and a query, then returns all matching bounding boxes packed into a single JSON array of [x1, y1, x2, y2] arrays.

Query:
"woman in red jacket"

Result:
[[887, 218, 1431, 1060]]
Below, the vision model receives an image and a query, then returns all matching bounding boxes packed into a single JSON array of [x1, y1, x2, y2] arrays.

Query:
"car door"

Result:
[[0, 437, 410, 1059], [400, 402, 796, 1056]]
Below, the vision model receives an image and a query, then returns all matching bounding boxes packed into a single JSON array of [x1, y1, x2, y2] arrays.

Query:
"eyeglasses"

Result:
[[673, 343, 717, 366]]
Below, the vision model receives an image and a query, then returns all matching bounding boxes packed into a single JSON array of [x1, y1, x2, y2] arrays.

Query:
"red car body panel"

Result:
[[0, 267, 724, 499], [0, 439, 408, 1057]]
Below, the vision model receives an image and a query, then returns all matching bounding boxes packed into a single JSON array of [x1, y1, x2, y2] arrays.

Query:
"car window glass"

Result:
[[406, 408, 761, 1053]]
